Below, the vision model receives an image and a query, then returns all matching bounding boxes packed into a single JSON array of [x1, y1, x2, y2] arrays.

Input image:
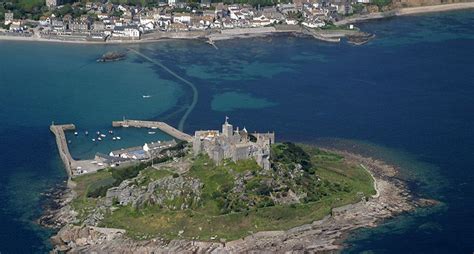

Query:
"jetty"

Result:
[[50, 124, 106, 178], [112, 119, 192, 142], [206, 38, 218, 50]]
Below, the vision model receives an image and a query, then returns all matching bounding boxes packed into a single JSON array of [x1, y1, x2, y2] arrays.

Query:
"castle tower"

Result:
[[222, 116, 233, 137]]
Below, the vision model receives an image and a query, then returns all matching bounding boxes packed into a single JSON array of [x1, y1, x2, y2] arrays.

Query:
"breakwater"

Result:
[[128, 48, 198, 131], [50, 124, 108, 178], [50, 124, 76, 178], [112, 119, 192, 142]]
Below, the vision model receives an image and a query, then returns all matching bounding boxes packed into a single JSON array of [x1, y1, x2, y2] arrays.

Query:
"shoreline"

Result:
[[45, 145, 437, 253], [2, 3, 473, 46], [335, 2, 474, 25]]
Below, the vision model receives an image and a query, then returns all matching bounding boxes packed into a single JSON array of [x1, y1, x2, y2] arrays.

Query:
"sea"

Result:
[[0, 10, 473, 253]]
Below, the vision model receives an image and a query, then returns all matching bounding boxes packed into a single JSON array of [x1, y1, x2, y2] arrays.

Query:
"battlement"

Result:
[[192, 117, 274, 170]]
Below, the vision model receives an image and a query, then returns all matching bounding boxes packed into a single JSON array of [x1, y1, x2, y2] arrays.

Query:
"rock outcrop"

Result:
[[105, 176, 202, 209]]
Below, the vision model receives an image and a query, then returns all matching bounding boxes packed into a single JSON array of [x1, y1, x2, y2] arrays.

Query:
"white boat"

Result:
[[148, 131, 156, 134], [96, 131, 100, 135], [142, 95, 152, 98], [92, 138, 96, 142], [97, 163, 104, 166], [100, 134, 106, 138], [112, 137, 117, 141], [151, 126, 158, 129], [123, 125, 129, 128], [85, 131, 89, 135], [97, 137, 102, 141], [109, 130, 113, 134], [68, 140, 71, 144], [116, 136, 121, 140], [74, 132, 78, 136]]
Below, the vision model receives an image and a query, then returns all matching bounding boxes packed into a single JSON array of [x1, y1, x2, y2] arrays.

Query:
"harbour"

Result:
[[50, 120, 190, 178]]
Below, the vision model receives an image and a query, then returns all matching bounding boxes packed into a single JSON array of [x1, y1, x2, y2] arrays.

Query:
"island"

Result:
[[42, 118, 436, 252]]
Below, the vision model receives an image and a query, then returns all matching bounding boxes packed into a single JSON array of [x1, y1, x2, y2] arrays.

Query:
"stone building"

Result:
[[46, 0, 63, 8], [193, 117, 274, 170], [4, 12, 14, 25]]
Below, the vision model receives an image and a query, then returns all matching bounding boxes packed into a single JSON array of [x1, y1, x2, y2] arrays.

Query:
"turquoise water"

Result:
[[1, 10, 473, 253]]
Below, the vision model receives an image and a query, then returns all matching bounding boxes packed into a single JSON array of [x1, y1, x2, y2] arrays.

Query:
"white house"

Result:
[[173, 13, 191, 23], [252, 15, 273, 27], [302, 19, 325, 28], [113, 26, 140, 39], [285, 19, 297, 25]]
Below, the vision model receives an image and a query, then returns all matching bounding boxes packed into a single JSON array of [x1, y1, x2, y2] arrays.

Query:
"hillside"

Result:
[[69, 142, 375, 241]]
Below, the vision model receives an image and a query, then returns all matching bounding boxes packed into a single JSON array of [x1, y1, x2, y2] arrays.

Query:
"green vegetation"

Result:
[[1, 0, 46, 20], [71, 168, 114, 222], [86, 143, 375, 241], [352, 3, 365, 14], [371, 0, 392, 8]]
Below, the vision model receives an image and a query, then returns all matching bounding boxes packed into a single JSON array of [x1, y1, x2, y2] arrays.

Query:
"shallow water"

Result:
[[0, 10, 473, 253]]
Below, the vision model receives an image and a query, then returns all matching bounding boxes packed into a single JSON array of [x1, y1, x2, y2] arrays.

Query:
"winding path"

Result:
[[128, 48, 198, 131]]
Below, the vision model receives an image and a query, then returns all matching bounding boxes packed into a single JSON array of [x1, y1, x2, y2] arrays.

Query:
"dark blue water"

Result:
[[0, 10, 473, 253]]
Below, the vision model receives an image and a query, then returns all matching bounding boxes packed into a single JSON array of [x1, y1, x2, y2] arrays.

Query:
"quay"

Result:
[[112, 119, 192, 142], [50, 124, 106, 178], [50, 124, 75, 178], [51, 119, 190, 177]]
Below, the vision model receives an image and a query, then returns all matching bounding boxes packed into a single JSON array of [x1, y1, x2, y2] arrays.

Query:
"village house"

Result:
[[168, 22, 188, 32], [69, 21, 89, 33], [92, 21, 106, 31], [4, 12, 14, 26], [173, 13, 191, 24], [112, 26, 140, 39]]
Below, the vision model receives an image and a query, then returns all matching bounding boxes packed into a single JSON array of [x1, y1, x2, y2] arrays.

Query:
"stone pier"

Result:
[[112, 119, 192, 142], [50, 124, 106, 178]]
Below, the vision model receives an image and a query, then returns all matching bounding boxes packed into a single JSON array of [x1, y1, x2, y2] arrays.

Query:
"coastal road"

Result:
[[128, 47, 198, 132]]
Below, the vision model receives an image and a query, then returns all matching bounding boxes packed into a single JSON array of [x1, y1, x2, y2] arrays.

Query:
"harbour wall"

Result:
[[112, 119, 192, 142], [50, 124, 76, 179]]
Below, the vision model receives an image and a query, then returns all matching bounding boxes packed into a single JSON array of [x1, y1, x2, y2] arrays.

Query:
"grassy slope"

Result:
[[94, 144, 375, 241]]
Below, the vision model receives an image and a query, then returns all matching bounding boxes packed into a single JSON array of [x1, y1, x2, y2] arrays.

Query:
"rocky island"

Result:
[[96, 51, 127, 63], [43, 119, 436, 253]]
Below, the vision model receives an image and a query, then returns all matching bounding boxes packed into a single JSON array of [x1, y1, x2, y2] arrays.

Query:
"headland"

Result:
[[44, 118, 437, 253]]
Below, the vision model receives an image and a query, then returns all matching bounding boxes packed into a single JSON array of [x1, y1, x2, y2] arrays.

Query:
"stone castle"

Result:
[[192, 117, 275, 170]]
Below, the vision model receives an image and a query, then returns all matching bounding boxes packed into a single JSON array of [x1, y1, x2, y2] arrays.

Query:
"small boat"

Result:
[[116, 136, 121, 140], [109, 130, 113, 134], [148, 131, 156, 134], [151, 126, 158, 129], [74, 132, 78, 136], [97, 163, 104, 166], [100, 134, 106, 138], [96, 131, 100, 135], [68, 140, 72, 144], [97, 137, 102, 141], [92, 138, 96, 142], [142, 95, 152, 98], [112, 137, 117, 141], [123, 125, 129, 128], [85, 131, 89, 136]]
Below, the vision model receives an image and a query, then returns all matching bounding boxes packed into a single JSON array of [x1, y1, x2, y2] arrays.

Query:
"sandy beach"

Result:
[[335, 2, 474, 25]]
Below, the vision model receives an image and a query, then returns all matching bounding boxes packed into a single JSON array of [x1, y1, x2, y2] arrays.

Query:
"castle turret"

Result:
[[222, 116, 233, 137]]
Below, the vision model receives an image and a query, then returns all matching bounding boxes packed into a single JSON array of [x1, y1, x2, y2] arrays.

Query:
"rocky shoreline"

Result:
[[43, 147, 437, 253]]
